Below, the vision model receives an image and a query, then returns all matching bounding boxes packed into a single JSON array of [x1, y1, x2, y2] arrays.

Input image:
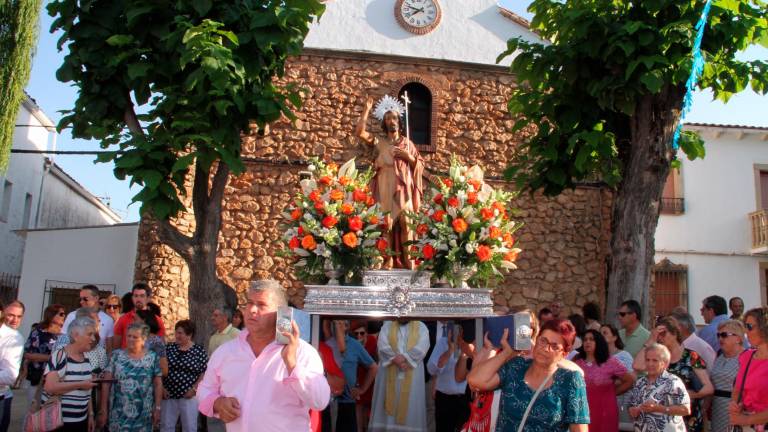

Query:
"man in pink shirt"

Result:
[[197, 279, 330, 431]]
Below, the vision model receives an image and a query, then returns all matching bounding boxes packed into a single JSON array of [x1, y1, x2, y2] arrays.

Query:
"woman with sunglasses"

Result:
[[468, 318, 590, 431], [730, 306, 768, 430], [23, 304, 66, 407], [104, 294, 122, 323], [708, 320, 745, 432]]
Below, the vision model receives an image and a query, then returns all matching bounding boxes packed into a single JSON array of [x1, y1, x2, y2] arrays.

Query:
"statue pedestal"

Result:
[[303, 269, 494, 318]]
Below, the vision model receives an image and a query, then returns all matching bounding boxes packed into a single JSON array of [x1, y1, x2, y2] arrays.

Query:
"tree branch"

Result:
[[191, 162, 210, 244], [156, 218, 194, 262], [203, 162, 230, 246]]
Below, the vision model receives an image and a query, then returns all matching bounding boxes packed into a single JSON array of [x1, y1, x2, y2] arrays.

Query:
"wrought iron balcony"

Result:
[[750, 210, 768, 254], [660, 197, 685, 215]]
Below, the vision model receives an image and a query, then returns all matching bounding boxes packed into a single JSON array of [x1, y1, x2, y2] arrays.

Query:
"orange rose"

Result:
[[442, 178, 453, 188], [480, 207, 494, 221], [338, 176, 351, 186], [340, 203, 354, 215], [327, 163, 338, 173], [467, 192, 478, 205], [288, 237, 300, 249], [322, 215, 338, 228], [447, 196, 459, 208], [503, 233, 515, 247], [433, 193, 444, 205], [308, 190, 321, 202], [416, 223, 429, 236], [342, 232, 358, 248], [319, 176, 333, 186], [489, 226, 501, 239], [353, 189, 367, 203], [329, 189, 344, 201], [504, 250, 520, 262], [367, 215, 379, 225], [431, 210, 446, 223], [492, 201, 507, 218], [366, 196, 375, 206], [452, 218, 468, 233], [376, 238, 388, 253], [290, 209, 302, 220], [422, 244, 435, 259], [314, 201, 325, 213], [476, 245, 492, 262], [301, 235, 317, 250], [348, 216, 363, 232], [468, 179, 481, 191]]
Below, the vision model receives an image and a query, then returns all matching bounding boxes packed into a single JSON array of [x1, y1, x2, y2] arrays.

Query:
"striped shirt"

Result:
[[43, 349, 94, 423]]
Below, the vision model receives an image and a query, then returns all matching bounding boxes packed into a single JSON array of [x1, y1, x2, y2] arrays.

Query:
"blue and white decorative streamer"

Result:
[[672, 0, 713, 150]]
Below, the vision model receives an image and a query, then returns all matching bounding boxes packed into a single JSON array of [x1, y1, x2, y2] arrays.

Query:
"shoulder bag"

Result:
[[516, 366, 558, 432], [729, 350, 759, 432], [24, 349, 66, 432]]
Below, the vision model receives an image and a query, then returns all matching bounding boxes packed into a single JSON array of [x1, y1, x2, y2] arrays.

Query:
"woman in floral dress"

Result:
[[633, 316, 713, 432], [574, 329, 635, 432], [99, 323, 162, 431]]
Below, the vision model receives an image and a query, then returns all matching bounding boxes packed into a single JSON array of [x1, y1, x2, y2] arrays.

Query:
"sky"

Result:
[[23, 1, 768, 224]]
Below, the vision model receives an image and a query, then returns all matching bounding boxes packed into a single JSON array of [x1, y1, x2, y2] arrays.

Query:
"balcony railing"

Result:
[[660, 197, 685, 215], [750, 210, 768, 252]]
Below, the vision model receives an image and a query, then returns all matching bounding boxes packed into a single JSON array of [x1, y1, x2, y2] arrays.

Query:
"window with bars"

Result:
[[651, 258, 688, 318], [660, 167, 684, 214]]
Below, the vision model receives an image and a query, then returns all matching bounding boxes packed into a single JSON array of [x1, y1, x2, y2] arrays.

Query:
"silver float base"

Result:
[[303, 269, 494, 318]]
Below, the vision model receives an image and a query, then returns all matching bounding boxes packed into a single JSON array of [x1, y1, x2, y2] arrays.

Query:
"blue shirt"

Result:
[[326, 335, 374, 403], [697, 314, 728, 352], [496, 357, 590, 432], [427, 336, 467, 395]]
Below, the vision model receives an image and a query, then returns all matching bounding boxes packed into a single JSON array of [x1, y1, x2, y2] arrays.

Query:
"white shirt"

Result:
[[683, 333, 717, 370], [427, 336, 467, 395], [0, 324, 25, 396], [62, 310, 114, 348]]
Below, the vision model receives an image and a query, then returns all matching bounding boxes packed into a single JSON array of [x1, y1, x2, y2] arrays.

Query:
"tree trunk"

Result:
[[156, 161, 235, 348], [605, 86, 684, 327]]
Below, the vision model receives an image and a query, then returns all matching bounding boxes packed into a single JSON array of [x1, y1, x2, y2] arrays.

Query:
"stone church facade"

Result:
[[133, 3, 614, 327]]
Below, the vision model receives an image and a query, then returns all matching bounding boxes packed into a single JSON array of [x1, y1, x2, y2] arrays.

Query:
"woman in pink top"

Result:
[[574, 329, 635, 432], [730, 307, 768, 430]]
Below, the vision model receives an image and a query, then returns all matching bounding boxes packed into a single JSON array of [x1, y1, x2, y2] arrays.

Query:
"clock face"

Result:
[[395, 0, 442, 35]]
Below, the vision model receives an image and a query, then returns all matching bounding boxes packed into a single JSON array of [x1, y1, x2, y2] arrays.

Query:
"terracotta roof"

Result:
[[497, 6, 531, 29]]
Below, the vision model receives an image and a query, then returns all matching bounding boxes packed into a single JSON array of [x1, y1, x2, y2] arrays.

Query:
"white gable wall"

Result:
[[305, 1, 539, 66]]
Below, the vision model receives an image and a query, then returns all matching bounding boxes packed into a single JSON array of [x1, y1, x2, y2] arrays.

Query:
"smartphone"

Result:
[[483, 312, 533, 351], [275, 306, 312, 344]]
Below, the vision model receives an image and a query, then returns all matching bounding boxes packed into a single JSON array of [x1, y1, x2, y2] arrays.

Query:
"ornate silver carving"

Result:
[[362, 269, 431, 289]]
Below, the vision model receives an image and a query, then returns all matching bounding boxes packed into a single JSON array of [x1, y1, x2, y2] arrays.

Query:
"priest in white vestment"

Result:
[[369, 320, 430, 432]]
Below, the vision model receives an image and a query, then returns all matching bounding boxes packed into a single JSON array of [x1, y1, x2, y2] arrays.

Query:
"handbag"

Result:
[[24, 350, 66, 432], [729, 350, 759, 432]]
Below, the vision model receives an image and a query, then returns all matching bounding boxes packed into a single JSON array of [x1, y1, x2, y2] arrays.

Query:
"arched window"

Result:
[[398, 82, 432, 149]]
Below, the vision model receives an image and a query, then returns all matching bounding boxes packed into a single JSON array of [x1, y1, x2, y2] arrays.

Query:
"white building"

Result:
[[0, 95, 121, 302], [654, 123, 768, 323]]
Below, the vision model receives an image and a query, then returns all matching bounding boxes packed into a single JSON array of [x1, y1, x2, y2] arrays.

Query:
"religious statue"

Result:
[[355, 94, 425, 269]]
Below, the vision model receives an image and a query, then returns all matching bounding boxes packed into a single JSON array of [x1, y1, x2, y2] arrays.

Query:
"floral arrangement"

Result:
[[408, 157, 522, 288], [279, 158, 388, 283]]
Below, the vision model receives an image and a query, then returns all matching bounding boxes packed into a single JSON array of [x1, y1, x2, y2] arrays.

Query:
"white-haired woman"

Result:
[[708, 319, 745, 432], [99, 323, 162, 431], [627, 343, 691, 432], [41, 316, 99, 431]]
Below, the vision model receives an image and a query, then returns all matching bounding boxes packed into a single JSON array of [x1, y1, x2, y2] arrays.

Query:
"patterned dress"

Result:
[[667, 349, 707, 432], [107, 349, 161, 432], [23, 328, 59, 385], [575, 356, 629, 432], [709, 353, 741, 432], [626, 371, 690, 432], [495, 357, 590, 432]]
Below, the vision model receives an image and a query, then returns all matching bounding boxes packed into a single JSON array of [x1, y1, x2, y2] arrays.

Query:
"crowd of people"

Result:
[[0, 282, 766, 432]]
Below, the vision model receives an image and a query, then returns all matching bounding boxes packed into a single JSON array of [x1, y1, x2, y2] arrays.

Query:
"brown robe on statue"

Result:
[[369, 135, 424, 268]]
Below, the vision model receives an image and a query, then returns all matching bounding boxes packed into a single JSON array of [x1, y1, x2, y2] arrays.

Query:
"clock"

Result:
[[395, 0, 442, 35]]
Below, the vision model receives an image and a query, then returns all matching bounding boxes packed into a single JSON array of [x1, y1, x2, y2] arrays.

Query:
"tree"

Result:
[[0, 0, 42, 169], [49, 0, 325, 343], [499, 0, 767, 322]]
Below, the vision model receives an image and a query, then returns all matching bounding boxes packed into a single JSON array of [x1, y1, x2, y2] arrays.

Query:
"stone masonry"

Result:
[[134, 50, 614, 328]]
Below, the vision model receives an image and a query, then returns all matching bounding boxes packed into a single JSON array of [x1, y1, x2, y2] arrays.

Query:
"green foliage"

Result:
[[0, 0, 43, 170], [48, 0, 325, 218], [499, 0, 768, 195]]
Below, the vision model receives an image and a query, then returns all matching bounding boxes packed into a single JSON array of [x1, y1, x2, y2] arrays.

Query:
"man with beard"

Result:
[[355, 94, 424, 269], [112, 283, 166, 349]]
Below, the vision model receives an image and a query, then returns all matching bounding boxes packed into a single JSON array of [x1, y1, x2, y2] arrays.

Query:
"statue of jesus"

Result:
[[355, 95, 424, 269]]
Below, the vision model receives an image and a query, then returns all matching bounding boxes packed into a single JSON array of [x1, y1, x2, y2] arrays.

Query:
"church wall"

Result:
[[133, 51, 613, 328]]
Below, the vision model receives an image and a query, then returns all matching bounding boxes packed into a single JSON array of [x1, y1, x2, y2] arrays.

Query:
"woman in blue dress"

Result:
[[98, 323, 162, 431], [468, 318, 590, 432]]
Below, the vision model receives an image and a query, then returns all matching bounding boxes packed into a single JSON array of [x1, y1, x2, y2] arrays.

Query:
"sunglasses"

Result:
[[746, 323, 756, 331], [79, 297, 91, 302], [106, 305, 120, 310], [617, 312, 630, 317], [716, 332, 738, 339], [353, 331, 366, 336]]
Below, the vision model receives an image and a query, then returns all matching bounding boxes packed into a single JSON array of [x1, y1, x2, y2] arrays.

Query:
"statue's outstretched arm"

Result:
[[355, 96, 375, 145]]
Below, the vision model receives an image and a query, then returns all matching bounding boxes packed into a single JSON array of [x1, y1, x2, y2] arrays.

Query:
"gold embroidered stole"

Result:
[[384, 321, 420, 425]]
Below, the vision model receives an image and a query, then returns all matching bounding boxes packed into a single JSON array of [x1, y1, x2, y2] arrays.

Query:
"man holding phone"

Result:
[[196, 279, 330, 431]]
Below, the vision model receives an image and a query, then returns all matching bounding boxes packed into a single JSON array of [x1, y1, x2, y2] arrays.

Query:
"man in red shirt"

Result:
[[112, 283, 166, 349]]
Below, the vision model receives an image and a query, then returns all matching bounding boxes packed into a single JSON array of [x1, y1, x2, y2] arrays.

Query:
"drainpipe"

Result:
[[33, 133, 56, 229]]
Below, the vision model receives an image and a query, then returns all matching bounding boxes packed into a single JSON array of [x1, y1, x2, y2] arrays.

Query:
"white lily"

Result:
[[300, 179, 317, 195], [338, 158, 357, 179]]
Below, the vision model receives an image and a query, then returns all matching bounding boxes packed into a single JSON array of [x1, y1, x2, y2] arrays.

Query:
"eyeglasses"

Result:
[[746, 323, 756, 331], [716, 332, 738, 339], [106, 305, 120, 310], [617, 312, 630, 317], [353, 331, 366, 336], [536, 336, 563, 352], [79, 297, 91, 302]]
